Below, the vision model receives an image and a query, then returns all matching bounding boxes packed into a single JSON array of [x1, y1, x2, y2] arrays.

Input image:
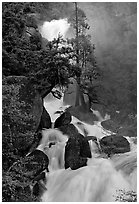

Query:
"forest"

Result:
[[2, 2, 137, 202]]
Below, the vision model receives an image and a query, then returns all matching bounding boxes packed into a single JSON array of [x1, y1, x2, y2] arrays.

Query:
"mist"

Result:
[[78, 2, 137, 69], [39, 2, 137, 112], [39, 2, 137, 71], [39, 19, 70, 41]]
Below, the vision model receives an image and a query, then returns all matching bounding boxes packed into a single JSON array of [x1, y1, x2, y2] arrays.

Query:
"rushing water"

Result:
[[41, 88, 137, 202]]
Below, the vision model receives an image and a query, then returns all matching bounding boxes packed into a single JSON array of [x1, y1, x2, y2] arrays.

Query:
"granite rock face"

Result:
[[63, 77, 90, 111]]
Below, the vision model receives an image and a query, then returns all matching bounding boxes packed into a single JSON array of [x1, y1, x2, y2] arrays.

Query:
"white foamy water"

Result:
[[41, 157, 134, 202], [43, 87, 70, 123], [71, 116, 112, 139], [41, 87, 137, 202]]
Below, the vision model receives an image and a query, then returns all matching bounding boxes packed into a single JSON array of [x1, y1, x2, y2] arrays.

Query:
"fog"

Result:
[[39, 2, 136, 72], [78, 2, 137, 69], [40, 18, 70, 41]]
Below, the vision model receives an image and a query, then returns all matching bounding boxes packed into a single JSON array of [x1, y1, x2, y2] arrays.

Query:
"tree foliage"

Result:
[[67, 3, 100, 86], [2, 2, 80, 92], [2, 3, 79, 202]]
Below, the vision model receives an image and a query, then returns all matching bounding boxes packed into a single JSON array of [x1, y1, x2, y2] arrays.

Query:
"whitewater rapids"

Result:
[[41, 88, 137, 202]]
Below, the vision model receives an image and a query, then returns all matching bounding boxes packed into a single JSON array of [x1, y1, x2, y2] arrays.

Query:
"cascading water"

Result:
[[41, 87, 137, 202]]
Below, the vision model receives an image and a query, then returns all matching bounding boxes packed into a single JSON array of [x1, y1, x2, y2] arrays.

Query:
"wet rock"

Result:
[[58, 124, 79, 138], [100, 135, 130, 156], [54, 111, 72, 128], [85, 136, 97, 142], [38, 106, 52, 130], [65, 133, 92, 170]]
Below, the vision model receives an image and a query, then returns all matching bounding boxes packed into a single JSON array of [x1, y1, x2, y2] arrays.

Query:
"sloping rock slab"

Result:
[[66, 105, 97, 124]]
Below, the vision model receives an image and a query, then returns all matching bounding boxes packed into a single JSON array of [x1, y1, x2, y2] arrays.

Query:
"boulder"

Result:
[[58, 124, 79, 138], [65, 133, 92, 170], [100, 135, 130, 156], [54, 111, 72, 128], [2, 76, 43, 165]]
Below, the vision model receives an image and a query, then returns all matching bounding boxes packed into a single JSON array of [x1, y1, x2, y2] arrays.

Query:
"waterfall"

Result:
[[41, 156, 135, 202], [41, 86, 137, 202]]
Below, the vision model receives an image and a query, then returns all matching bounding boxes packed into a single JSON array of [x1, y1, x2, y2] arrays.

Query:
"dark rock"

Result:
[[37, 106, 52, 131], [58, 124, 79, 138], [100, 135, 130, 156], [54, 110, 64, 114], [65, 133, 92, 170], [51, 89, 62, 99], [32, 172, 47, 197], [54, 111, 72, 128], [85, 136, 97, 142], [66, 105, 97, 124]]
